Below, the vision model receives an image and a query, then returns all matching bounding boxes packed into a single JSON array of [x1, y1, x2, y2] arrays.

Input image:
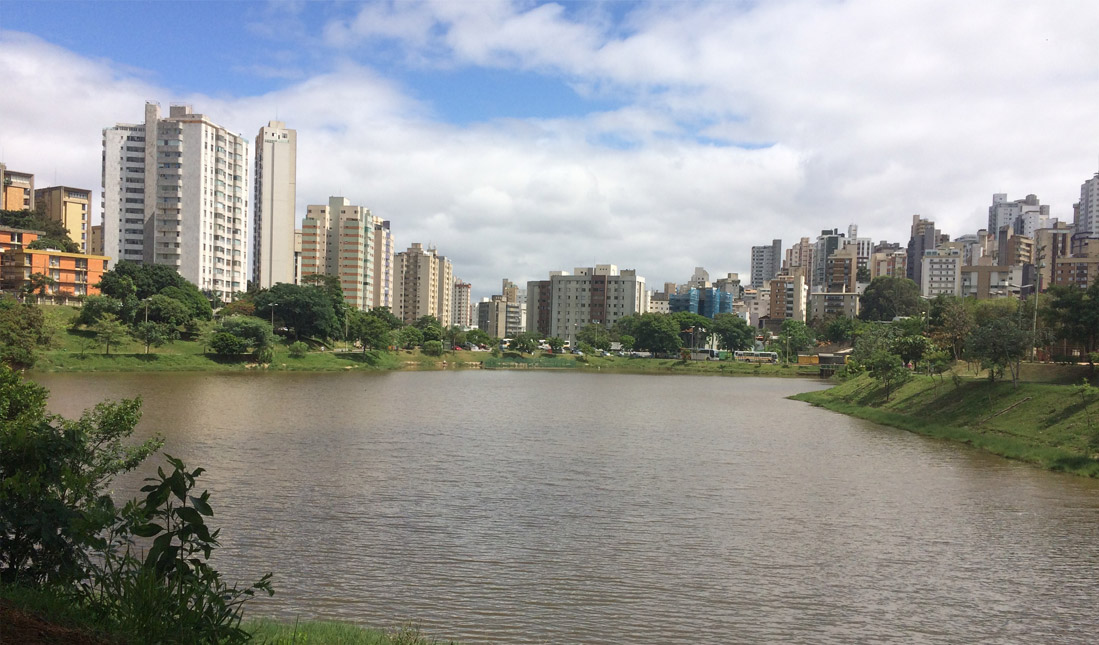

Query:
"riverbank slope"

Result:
[[792, 370, 1099, 477]]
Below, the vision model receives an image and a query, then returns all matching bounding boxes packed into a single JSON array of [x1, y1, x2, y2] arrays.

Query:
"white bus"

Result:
[[734, 350, 779, 363]]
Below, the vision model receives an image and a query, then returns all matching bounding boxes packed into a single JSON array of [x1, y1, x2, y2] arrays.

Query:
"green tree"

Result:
[[254, 283, 339, 340], [145, 293, 193, 328], [21, 272, 55, 303], [859, 276, 921, 321], [73, 294, 122, 328], [209, 332, 248, 356], [709, 313, 755, 351], [422, 340, 445, 356], [967, 316, 1029, 387], [866, 349, 910, 400], [288, 341, 308, 358], [413, 315, 444, 342], [215, 317, 275, 352], [770, 319, 815, 362], [816, 315, 859, 345], [891, 334, 933, 367], [618, 334, 635, 352], [347, 309, 392, 352], [94, 313, 129, 355], [928, 295, 972, 360], [369, 306, 405, 330], [1045, 283, 1099, 368], [0, 296, 50, 368], [396, 326, 425, 350], [0, 365, 161, 584], [465, 328, 492, 348], [511, 331, 540, 354], [627, 313, 682, 354], [546, 336, 565, 352], [576, 324, 612, 351], [131, 321, 177, 355]]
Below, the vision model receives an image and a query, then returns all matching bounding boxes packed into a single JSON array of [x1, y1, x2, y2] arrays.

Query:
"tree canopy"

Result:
[[859, 276, 921, 322]]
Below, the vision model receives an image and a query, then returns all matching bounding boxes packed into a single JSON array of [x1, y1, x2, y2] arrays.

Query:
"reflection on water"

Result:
[[35, 371, 1099, 644]]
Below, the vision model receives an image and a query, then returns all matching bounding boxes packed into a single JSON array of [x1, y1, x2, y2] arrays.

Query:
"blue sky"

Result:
[[2, 0, 1098, 298]]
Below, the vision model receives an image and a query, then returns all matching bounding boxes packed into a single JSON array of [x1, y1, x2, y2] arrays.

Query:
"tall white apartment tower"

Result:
[[253, 121, 296, 288], [102, 102, 249, 300], [1077, 168, 1099, 239]]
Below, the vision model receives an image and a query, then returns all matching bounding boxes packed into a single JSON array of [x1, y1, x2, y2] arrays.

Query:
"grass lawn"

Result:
[[792, 369, 1099, 477]]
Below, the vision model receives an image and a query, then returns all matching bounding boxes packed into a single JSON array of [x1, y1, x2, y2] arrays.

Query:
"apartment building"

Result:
[[870, 249, 907, 279], [824, 243, 859, 293], [808, 291, 859, 321], [784, 237, 812, 274], [102, 102, 249, 300], [301, 197, 392, 311], [907, 214, 945, 290], [767, 271, 808, 323], [997, 228, 1034, 267], [959, 265, 1024, 299], [253, 121, 296, 289], [750, 239, 782, 287], [1074, 168, 1099, 239], [394, 242, 453, 325], [0, 247, 109, 301], [88, 224, 104, 255], [452, 280, 472, 328], [525, 264, 646, 343], [989, 193, 1051, 238], [34, 186, 91, 252], [920, 248, 962, 297], [811, 229, 845, 289], [0, 165, 34, 211]]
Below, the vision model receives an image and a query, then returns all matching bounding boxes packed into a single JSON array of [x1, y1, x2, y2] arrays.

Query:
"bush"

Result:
[[209, 332, 248, 356], [1, 365, 161, 585], [288, 341, 308, 358], [422, 340, 445, 356]]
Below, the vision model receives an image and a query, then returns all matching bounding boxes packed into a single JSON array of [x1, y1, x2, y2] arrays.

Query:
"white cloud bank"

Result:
[[2, 0, 1098, 300]]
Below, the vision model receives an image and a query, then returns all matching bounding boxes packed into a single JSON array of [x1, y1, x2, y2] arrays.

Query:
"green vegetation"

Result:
[[246, 619, 456, 644], [793, 370, 1099, 477]]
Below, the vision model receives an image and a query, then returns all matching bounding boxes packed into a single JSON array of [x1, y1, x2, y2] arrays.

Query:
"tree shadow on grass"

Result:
[[336, 350, 386, 367], [134, 354, 160, 362], [1048, 454, 1099, 475]]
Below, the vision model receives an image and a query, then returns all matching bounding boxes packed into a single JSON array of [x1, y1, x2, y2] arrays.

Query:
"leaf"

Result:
[[189, 494, 213, 517], [176, 506, 205, 527], [167, 470, 187, 501], [130, 522, 164, 537]]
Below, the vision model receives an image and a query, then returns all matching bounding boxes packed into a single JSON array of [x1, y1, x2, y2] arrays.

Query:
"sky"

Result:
[[1, 0, 1098, 300]]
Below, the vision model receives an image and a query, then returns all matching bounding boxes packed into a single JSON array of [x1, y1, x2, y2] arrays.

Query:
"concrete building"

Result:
[[372, 220, 395, 309], [812, 229, 845, 289], [989, 193, 1050, 238], [669, 287, 734, 318], [525, 264, 645, 343], [1077, 167, 1099, 240], [750, 239, 782, 287], [301, 197, 391, 311], [907, 214, 944, 290], [102, 102, 249, 300], [824, 243, 859, 293], [742, 286, 771, 328], [452, 280, 472, 328], [0, 165, 34, 211], [997, 228, 1034, 268], [0, 245, 109, 303], [252, 121, 296, 289], [293, 229, 302, 285], [1051, 242, 1099, 289], [34, 186, 91, 252], [959, 265, 1024, 300], [809, 291, 860, 321], [767, 271, 808, 323], [846, 224, 873, 269], [920, 248, 962, 297], [88, 224, 104, 256], [395, 242, 453, 325], [870, 249, 907, 279], [784, 237, 812, 274]]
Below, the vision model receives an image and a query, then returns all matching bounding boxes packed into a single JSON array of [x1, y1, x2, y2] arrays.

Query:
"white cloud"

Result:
[[3, 0, 1099, 302]]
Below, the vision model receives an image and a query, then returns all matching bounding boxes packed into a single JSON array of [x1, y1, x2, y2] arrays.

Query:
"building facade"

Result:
[[394, 242, 453, 325], [34, 186, 91, 252], [750, 239, 782, 288], [102, 102, 249, 300], [252, 121, 296, 289], [0, 165, 34, 211], [301, 196, 392, 311], [452, 280, 472, 328], [920, 248, 962, 297], [0, 246, 109, 302], [525, 264, 646, 343]]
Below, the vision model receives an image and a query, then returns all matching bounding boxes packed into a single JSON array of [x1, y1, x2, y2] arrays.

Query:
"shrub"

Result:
[[422, 340, 444, 356], [288, 341, 308, 358], [209, 332, 248, 356]]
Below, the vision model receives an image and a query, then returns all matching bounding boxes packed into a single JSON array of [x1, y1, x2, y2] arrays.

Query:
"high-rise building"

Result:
[[907, 214, 943, 290], [0, 165, 34, 211], [102, 102, 249, 300], [452, 280, 472, 328], [750, 239, 782, 287], [1075, 167, 1099, 240], [526, 264, 646, 343], [395, 243, 453, 324], [253, 121, 296, 289], [989, 193, 1050, 238], [34, 186, 91, 252], [372, 219, 395, 309], [920, 248, 962, 297], [784, 237, 812, 274], [88, 224, 104, 256], [301, 196, 392, 311], [812, 229, 845, 289]]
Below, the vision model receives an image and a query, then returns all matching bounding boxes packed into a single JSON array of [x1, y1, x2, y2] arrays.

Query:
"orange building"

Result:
[[1, 246, 109, 301], [0, 225, 39, 253]]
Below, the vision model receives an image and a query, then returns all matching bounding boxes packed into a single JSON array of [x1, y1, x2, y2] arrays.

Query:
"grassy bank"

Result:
[[0, 583, 454, 644], [33, 306, 821, 377], [792, 370, 1099, 477]]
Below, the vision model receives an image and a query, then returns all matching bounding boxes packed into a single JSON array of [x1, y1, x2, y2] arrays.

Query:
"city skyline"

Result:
[[2, 1, 1098, 299]]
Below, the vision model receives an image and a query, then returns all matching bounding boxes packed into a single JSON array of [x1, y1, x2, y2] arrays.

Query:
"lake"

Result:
[[33, 370, 1099, 644]]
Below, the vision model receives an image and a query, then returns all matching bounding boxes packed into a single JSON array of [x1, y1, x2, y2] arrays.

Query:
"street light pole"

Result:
[[270, 303, 277, 331]]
